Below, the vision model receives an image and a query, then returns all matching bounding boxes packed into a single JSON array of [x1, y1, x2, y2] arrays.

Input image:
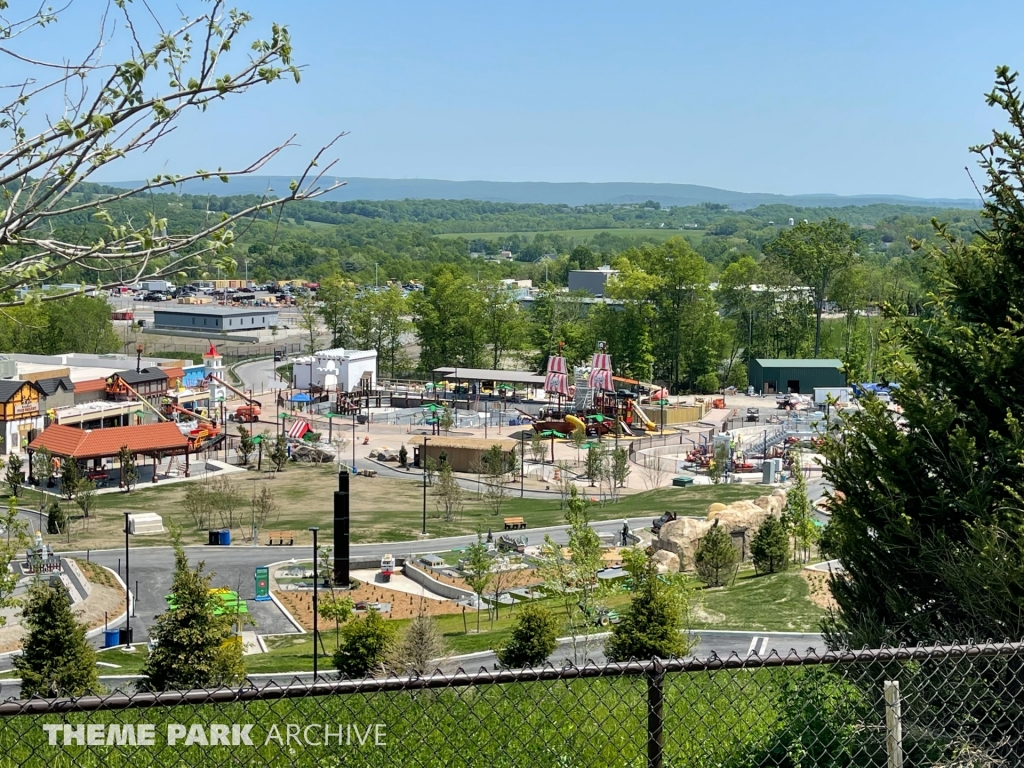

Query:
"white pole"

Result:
[[884, 680, 904, 768]]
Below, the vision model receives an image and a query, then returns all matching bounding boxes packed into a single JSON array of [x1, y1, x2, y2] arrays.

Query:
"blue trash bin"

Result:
[[219, 529, 231, 546], [104, 629, 120, 648]]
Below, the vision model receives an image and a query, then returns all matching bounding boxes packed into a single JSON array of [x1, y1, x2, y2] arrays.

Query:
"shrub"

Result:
[[751, 517, 790, 574], [333, 609, 396, 678], [497, 604, 559, 668], [694, 520, 737, 586]]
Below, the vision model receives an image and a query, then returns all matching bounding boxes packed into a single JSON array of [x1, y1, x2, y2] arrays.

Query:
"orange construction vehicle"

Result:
[[234, 404, 262, 423], [164, 402, 221, 448]]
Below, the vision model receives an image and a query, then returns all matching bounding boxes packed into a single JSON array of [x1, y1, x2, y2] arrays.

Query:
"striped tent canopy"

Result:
[[288, 419, 310, 439]]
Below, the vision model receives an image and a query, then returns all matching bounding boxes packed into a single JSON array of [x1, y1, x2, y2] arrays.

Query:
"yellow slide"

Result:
[[565, 414, 587, 433], [632, 401, 656, 431]]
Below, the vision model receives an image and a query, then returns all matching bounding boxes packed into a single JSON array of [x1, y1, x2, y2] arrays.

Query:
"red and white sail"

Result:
[[545, 356, 570, 395]]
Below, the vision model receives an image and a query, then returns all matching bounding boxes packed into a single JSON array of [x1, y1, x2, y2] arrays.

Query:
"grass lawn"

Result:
[[697, 567, 827, 633], [29, 466, 765, 552]]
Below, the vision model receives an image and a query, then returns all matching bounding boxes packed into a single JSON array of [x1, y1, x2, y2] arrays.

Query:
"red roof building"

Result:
[[28, 422, 188, 460]]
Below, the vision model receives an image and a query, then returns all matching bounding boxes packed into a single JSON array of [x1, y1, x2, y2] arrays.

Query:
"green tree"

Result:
[[389, 608, 448, 675], [318, 592, 354, 650], [480, 281, 527, 369], [433, 461, 463, 522], [295, 294, 323, 356], [532, 430, 550, 465], [496, 604, 559, 668], [333, 609, 396, 678], [14, 582, 98, 698], [5, 453, 23, 497], [783, 454, 817, 563], [462, 535, 493, 634], [606, 547, 695, 661], [819, 67, 1024, 648], [45, 500, 67, 536], [237, 426, 256, 465], [694, 520, 738, 587], [32, 447, 54, 491], [316, 275, 357, 348], [706, 441, 729, 484], [585, 445, 601, 486], [350, 284, 411, 377], [59, 458, 82, 501], [117, 445, 138, 491], [398, 444, 408, 469], [413, 264, 485, 372], [74, 479, 97, 523], [437, 405, 454, 434], [611, 446, 630, 489], [141, 536, 246, 690], [751, 516, 790, 575], [763, 218, 858, 356], [270, 434, 289, 472]]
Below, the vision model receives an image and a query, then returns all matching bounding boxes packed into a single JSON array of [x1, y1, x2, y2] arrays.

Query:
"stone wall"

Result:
[[651, 489, 788, 573]]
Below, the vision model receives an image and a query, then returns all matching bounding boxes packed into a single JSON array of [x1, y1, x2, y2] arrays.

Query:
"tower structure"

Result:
[[203, 342, 227, 403]]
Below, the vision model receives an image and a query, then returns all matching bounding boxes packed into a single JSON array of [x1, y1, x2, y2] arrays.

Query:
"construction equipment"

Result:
[[651, 511, 678, 534], [234, 404, 261, 422], [579, 603, 620, 627], [110, 379, 170, 423], [206, 373, 263, 408], [163, 401, 221, 448], [380, 554, 395, 583]]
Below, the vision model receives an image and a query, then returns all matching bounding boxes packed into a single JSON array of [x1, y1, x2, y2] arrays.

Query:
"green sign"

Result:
[[254, 567, 270, 602]]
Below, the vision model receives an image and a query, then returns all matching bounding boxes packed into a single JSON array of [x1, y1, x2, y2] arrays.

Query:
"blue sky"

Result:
[[31, 0, 1024, 197]]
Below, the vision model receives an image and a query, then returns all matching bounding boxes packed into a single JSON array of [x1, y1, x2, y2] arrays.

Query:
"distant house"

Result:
[[106, 368, 170, 410], [0, 380, 46, 453], [35, 376, 76, 413], [152, 305, 279, 334]]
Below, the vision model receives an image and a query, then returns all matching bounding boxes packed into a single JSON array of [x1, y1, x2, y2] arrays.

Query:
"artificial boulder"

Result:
[[651, 489, 788, 573]]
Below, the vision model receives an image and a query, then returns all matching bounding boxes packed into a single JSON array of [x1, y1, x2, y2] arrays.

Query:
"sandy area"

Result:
[[349, 569, 449, 600], [801, 569, 838, 611]]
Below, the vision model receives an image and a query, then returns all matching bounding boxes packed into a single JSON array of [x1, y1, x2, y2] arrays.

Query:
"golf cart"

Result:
[[745, 408, 759, 423]]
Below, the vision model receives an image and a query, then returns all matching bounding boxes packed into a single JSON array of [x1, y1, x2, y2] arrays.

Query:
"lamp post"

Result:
[[421, 436, 428, 535], [660, 393, 665, 437], [123, 511, 131, 648], [520, 430, 525, 498], [351, 417, 357, 474], [309, 526, 319, 680]]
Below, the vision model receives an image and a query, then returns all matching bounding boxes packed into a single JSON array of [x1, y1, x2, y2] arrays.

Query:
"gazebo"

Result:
[[27, 422, 191, 485]]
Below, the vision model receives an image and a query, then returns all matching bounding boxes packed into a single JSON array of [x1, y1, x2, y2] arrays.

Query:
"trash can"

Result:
[[219, 529, 231, 546], [118, 627, 133, 646], [104, 629, 120, 648], [208, 530, 219, 545]]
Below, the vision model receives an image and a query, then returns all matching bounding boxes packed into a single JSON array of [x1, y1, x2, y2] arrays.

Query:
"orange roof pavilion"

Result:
[[28, 422, 188, 460]]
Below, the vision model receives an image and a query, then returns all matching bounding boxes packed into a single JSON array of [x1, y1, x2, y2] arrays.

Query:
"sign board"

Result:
[[13, 403, 37, 415], [254, 566, 270, 602]]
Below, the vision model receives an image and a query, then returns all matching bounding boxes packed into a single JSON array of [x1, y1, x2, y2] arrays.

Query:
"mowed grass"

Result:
[[32, 466, 765, 551], [433, 227, 704, 244], [0, 669, 788, 768], [699, 568, 826, 633]]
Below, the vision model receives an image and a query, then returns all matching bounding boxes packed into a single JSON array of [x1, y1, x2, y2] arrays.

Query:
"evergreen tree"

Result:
[[694, 520, 738, 587], [45, 500, 67, 536], [821, 68, 1024, 648], [236, 426, 255, 465], [751, 517, 790, 575], [5, 454, 22, 497], [606, 548, 695, 661], [15, 582, 98, 697], [141, 537, 245, 691], [333, 609, 396, 678], [388, 607, 448, 675], [496, 604, 559, 668]]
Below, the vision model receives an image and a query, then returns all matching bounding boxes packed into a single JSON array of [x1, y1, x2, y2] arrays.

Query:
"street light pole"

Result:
[[123, 511, 131, 648], [351, 418, 357, 474], [422, 436, 428, 535], [309, 526, 319, 680], [520, 431, 525, 498]]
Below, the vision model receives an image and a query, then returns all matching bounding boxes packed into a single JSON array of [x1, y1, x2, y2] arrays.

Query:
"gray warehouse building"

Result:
[[747, 358, 845, 395], [152, 305, 279, 333], [568, 267, 618, 296]]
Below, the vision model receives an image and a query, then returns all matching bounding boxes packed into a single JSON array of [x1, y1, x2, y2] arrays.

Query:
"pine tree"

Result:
[[333, 609, 395, 678], [45, 500, 67, 536], [15, 582, 98, 698], [694, 520, 738, 586], [751, 517, 790, 575], [389, 606, 448, 675], [141, 536, 245, 691], [496, 604, 559, 668], [606, 548, 695, 661], [821, 68, 1024, 648]]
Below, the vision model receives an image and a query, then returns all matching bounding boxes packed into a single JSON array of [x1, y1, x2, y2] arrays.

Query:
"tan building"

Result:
[[407, 435, 518, 474]]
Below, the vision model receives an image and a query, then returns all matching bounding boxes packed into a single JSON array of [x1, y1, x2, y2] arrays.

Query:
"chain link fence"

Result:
[[0, 642, 1021, 766]]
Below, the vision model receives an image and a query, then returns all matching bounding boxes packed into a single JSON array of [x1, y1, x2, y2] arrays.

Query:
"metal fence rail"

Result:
[[0, 641, 1021, 767]]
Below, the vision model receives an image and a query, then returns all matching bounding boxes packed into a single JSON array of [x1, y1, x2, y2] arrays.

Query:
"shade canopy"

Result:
[[290, 393, 312, 402]]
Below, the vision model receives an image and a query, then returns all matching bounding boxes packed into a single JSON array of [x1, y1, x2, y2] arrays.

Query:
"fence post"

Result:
[[646, 660, 665, 768], [884, 680, 903, 768]]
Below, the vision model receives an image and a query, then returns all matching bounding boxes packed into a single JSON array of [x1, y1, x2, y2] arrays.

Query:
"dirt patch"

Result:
[[275, 583, 468, 630], [0, 580, 125, 653], [801, 569, 838, 611], [415, 564, 542, 592]]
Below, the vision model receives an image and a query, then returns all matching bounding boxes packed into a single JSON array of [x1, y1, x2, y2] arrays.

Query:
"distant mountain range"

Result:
[[102, 176, 981, 210]]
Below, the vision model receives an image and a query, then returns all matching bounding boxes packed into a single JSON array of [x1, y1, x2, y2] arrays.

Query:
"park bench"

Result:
[[503, 517, 526, 530], [267, 531, 295, 546]]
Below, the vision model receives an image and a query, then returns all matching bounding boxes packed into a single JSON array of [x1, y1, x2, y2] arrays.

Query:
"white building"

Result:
[[292, 348, 378, 392]]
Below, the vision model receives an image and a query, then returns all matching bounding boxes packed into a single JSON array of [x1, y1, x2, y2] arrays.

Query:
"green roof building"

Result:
[[747, 358, 845, 395]]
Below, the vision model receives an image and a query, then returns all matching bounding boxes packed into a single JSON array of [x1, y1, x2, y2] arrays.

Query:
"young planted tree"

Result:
[[539, 487, 605, 663], [318, 592, 354, 650], [117, 446, 138, 492], [585, 445, 601, 487], [482, 444, 509, 517], [531, 431, 550, 466], [59, 459, 82, 501], [45, 500, 67, 536], [5, 454, 23, 498], [694, 520, 738, 587], [74, 480, 97, 527], [210, 475, 243, 529], [32, 448, 53, 492], [142, 536, 246, 690], [270, 434, 289, 472], [462, 535, 494, 634], [388, 606, 449, 675], [237, 427, 256, 466], [706, 441, 729, 485], [433, 461, 464, 522], [606, 547, 696, 661], [437, 405, 455, 435], [570, 425, 587, 466], [611, 446, 631, 489], [14, 582, 98, 698], [398, 444, 408, 469], [555, 460, 574, 509], [496, 604, 559, 668], [333, 609, 396, 678], [183, 480, 213, 530], [783, 455, 817, 564], [751, 516, 790, 575], [251, 485, 278, 535]]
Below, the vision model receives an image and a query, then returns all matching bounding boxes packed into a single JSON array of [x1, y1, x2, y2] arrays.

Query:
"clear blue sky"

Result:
[[44, 0, 1024, 198]]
